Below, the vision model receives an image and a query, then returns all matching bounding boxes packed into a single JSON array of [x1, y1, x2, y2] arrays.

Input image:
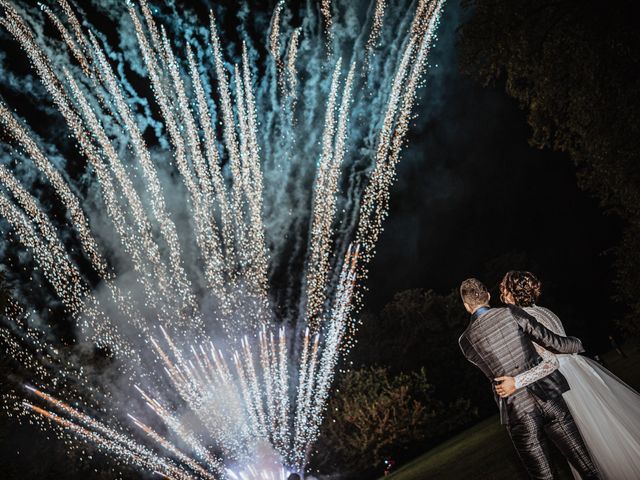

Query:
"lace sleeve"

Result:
[[514, 344, 559, 389]]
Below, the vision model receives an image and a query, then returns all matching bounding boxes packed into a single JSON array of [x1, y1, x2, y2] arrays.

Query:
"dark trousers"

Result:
[[507, 395, 600, 480]]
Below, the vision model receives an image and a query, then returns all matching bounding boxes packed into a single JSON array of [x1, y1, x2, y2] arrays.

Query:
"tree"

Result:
[[459, 0, 640, 332], [312, 366, 475, 477], [353, 289, 493, 413]]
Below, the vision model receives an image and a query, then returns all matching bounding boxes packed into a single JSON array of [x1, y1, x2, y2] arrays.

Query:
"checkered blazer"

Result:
[[459, 305, 584, 424]]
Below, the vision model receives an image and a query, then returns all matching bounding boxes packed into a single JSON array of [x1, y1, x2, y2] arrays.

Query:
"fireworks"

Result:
[[0, 0, 444, 478]]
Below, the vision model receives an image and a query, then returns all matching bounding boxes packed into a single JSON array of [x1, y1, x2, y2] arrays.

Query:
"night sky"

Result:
[[365, 0, 619, 351]]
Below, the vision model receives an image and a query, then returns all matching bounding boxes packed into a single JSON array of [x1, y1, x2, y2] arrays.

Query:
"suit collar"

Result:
[[460, 306, 491, 343], [471, 306, 491, 322]]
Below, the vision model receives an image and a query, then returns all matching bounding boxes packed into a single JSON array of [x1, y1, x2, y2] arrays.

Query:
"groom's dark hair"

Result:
[[460, 278, 490, 307]]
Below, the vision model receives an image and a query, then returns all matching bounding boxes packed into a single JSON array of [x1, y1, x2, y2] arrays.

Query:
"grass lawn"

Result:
[[385, 340, 640, 480]]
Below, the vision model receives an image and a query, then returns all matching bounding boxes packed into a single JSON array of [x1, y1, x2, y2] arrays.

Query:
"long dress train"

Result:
[[514, 306, 640, 480]]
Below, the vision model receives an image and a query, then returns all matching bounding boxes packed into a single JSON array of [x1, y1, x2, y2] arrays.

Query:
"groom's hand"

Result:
[[494, 376, 516, 397]]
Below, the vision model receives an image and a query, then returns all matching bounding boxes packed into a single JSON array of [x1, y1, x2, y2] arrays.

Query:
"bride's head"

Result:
[[500, 270, 542, 307]]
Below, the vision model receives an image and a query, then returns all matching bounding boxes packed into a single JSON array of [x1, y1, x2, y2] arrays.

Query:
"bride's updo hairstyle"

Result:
[[500, 270, 542, 307]]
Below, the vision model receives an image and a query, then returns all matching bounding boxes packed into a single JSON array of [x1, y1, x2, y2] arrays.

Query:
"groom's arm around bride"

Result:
[[457, 278, 601, 480]]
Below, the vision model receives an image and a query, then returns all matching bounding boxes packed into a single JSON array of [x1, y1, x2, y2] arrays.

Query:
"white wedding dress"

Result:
[[513, 306, 640, 480]]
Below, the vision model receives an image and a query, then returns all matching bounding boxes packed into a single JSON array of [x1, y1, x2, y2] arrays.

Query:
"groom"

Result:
[[458, 278, 600, 479]]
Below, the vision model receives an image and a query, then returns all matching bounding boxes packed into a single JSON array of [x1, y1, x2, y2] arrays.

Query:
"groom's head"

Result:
[[460, 278, 490, 314]]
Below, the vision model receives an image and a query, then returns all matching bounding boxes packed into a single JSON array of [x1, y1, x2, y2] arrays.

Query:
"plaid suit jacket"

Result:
[[459, 305, 584, 424]]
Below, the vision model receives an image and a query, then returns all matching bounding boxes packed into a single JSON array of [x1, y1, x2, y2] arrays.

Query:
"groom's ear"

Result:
[[487, 292, 491, 303]]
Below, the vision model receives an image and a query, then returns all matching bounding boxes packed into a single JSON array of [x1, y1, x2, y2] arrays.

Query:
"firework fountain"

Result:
[[0, 0, 443, 477]]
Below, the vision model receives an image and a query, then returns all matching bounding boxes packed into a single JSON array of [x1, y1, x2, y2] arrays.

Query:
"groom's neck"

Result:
[[471, 304, 490, 314]]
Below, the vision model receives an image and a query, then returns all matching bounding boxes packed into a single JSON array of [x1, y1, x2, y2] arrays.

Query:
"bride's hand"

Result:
[[495, 376, 516, 397]]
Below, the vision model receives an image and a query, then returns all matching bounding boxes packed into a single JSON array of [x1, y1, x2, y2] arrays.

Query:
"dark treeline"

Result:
[[459, 0, 640, 333]]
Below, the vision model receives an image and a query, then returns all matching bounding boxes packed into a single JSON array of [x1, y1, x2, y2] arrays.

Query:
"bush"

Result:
[[353, 289, 494, 415], [312, 366, 476, 477]]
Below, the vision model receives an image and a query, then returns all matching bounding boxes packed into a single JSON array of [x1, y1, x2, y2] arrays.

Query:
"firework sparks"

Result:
[[0, 0, 444, 477], [366, 0, 387, 56]]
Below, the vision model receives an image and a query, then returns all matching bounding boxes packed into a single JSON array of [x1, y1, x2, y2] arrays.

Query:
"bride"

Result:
[[496, 270, 640, 480]]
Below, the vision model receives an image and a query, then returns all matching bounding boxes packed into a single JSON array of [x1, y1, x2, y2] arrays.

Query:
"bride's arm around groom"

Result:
[[458, 277, 601, 480], [495, 270, 640, 479]]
